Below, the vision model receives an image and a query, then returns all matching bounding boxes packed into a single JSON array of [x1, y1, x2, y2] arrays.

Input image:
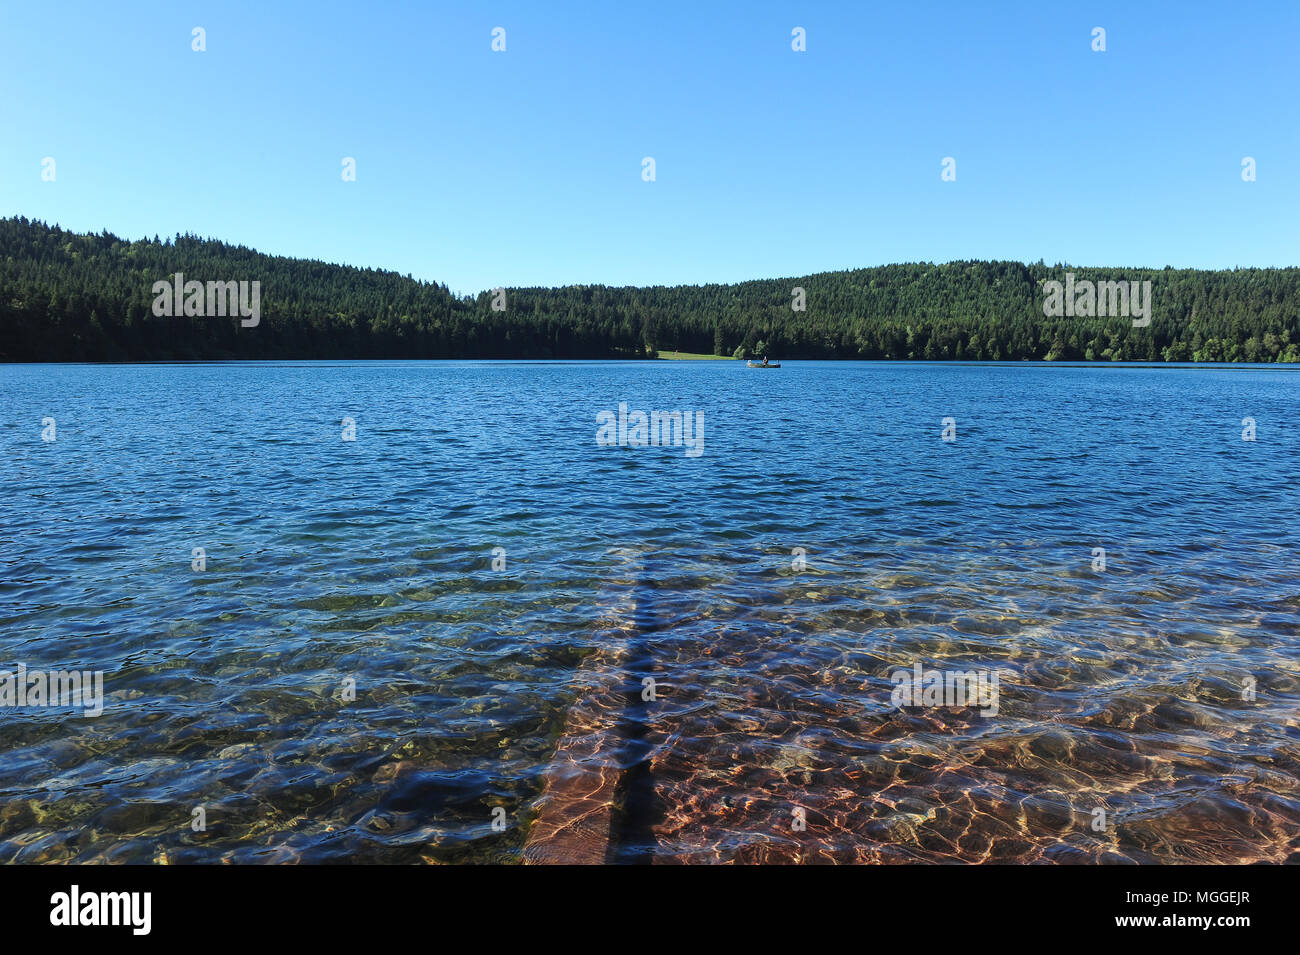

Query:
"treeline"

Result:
[[2, 216, 1298, 362]]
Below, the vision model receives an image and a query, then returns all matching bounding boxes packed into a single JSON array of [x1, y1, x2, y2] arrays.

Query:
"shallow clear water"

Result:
[[1, 360, 1297, 863]]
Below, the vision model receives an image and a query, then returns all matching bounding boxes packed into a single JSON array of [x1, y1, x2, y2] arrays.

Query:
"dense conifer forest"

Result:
[[3, 216, 1298, 362]]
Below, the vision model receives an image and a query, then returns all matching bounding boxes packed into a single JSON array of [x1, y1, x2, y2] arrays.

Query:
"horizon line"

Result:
[[7, 213, 1299, 297]]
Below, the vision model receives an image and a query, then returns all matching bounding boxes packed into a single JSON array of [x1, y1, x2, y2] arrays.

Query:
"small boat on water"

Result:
[[746, 360, 781, 368]]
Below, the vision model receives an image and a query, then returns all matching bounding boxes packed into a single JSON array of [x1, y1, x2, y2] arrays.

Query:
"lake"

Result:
[[1, 360, 1297, 863]]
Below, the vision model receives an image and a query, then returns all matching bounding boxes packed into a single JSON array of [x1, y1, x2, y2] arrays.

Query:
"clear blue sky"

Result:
[[2, 1, 1297, 294]]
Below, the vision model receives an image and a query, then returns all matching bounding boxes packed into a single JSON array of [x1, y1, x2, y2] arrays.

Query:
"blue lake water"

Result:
[[1, 360, 1297, 863]]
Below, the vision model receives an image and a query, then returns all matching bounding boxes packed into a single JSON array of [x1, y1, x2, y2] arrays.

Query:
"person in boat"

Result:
[[761, 355, 769, 366]]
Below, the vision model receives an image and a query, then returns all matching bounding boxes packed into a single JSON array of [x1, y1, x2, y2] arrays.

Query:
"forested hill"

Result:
[[3, 216, 1299, 362]]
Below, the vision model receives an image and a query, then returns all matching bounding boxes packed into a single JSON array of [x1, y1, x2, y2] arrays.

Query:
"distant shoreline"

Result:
[[5, 217, 1299, 364], [658, 351, 732, 361], [4, 358, 1299, 369]]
